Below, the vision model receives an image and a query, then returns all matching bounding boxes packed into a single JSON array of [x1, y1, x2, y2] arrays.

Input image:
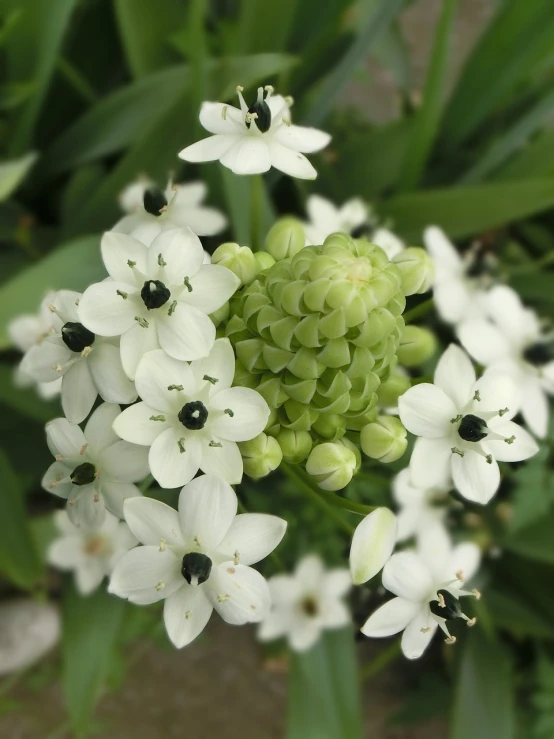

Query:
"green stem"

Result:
[[504, 251, 554, 275], [139, 474, 154, 493], [359, 639, 402, 683], [57, 57, 97, 104], [250, 173, 263, 250], [404, 297, 434, 323]]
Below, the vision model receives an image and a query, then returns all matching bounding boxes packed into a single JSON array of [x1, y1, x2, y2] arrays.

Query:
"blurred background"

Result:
[[2, 0, 554, 737]]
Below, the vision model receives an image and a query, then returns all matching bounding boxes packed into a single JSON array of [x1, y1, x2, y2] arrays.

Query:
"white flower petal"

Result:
[[200, 436, 243, 484], [361, 597, 420, 638], [220, 137, 272, 175], [113, 401, 170, 445], [487, 285, 535, 346], [434, 344, 476, 408], [101, 480, 142, 519], [273, 124, 331, 153], [146, 227, 205, 284], [61, 361, 97, 424], [433, 279, 474, 325], [171, 206, 227, 237], [268, 141, 317, 179], [98, 440, 150, 482], [471, 372, 519, 419], [100, 231, 148, 282], [178, 134, 242, 163], [401, 608, 437, 660], [168, 181, 206, 207], [123, 497, 185, 547], [210, 387, 269, 441], [149, 427, 202, 488], [48, 535, 84, 569], [46, 417, 86, 460], [163, 585, 213, 648], [349, 507, 397, 585], [410, 437, 452, 489], [109, 546, 182, 604], [398, 384, 456, 438], [382, 552, 433, 602], [217, 513, 287, 566], [321, 569, 352, 599], [520, 380, 549, 438], [205, 563, 270, 625], [21, 340, 71, 383], [178, 474, 237, 550], [119, 322, 159, 381], [79, 282, 140, 336], [457, 319, 510, 366], [198, 102, 244, 134], [289, 621, 321, 652], [449, 542, 481, 585], [135, 349, 195, 414], [189, 338, 236, 393], [84, 402, 120, 457], [185, 265, 240, 314], [484, 420, 539, 462], [75, 563, 105, 595], [88, 342, 137, 404], [156, 302, 215, 361], [67, 486, 106, 529], [42, 461, 72, 499], [423, 226, 462, 273], [451, 450, 500, 504]]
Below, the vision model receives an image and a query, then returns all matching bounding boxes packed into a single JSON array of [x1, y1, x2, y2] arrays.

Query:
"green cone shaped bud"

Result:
[[211, 301, 230, 328], [264, 217, 306, 261], [392, 247, 434, 295], [276, 429, 312, 463], [306, 441, 357, 491], [254, 251, 276, 272], [397, 325, 437, 367], [239, 433, 283, 479], [377, 370, 411, 408], [360, 416, 407, 463], [350, 508, 397, 585], [312, 413, 346, 440], [212, 243, 257, 286]]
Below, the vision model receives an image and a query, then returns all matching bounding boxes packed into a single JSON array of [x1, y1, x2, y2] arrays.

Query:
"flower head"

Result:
[[303, 195, 369, 245], [361, 524, 481, 659], [42, 403, 148, 528], [258, 555, 350, 652], [114, 177, 226, 244], [458, 285, 554, 438], [179, 85, 331, 180], [112, 339, 270, 487], [398, 344, 539, 504], [78, 229, 240, 379], [48, 510, 137, 595], [109, 475, 287, 648], [20, 290, 136, 423]]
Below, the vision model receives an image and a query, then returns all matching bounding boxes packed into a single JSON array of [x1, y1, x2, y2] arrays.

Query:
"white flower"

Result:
[[20, 290, 136, 423], [458, 285, 554, 438], [371, 228, 405, 260], [109, 475, 287, 649], [361, 524, 481, 659], [398, 344, 539, 504], [48, 510, 137, 595], [424, 226, 494, 325], [393, 468, 448, 543], [78, 229, 239, 380], [258, 555, 350, 652], [179, 85, 330, 180], [112, 339, 270, 487], [303, 194, 368, 245], [114, 177, 226, 245], [349, 507, 397, 585], [42, 403, 149, 529]]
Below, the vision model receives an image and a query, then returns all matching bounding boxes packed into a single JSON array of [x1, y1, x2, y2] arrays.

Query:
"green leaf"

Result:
[[114, 0, 184, 78], [508, 445, 554, 533], [504, 509, 554, 564], [495, 128, 554, 181], [0, 235, 103, 349], [381, 179, 554, 242], [399, 0, 457, 190], [486, 590, 554, 640], [442, 1, 554, 147], [450, 628, 515, 739], [0, 449, 44, 589], [232, 0, 298, 55], [287, 627, 362, 739], [0, 364, 59, 423], [5, 0, 79, 154], [0, 152, 37, 201], [62, 582, 126, 737]]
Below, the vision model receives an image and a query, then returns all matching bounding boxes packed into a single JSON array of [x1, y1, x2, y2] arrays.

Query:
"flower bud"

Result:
[[360, 416, 407, 463], [210, 301, 230, 328], [392, 247, 434, 295], [305, 442, 357, 491], [397, 325, 437, 367], [254, 251, 276, 272], [212, 242, 257, 286], [239, 433, 283, 479], [312, 413, 346, 440], [349, 507, 397, 585], [276, 429, 312, 464], [377, 371, 411, 408], [264, 217, 306, 261]]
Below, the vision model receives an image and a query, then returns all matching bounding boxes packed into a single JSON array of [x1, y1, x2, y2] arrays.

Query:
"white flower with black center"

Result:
[[112, 339, 270, 487], [179, 85, 331, 180], [424, 226, 495, 325], [114, 177, 227, 245], [109, 475, 287, 649], [393, 468, 448, 544], [48, 510, 137, 595], [361, 524, 481, 659], [458, 285, 554, 439], [258, 554, 351, 652], [398, 344, 539, 504], [20, 290, 136, 423], [78, 228, 239, 380], [43, 403, 149, 529], [303, 194, 369, 245]]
